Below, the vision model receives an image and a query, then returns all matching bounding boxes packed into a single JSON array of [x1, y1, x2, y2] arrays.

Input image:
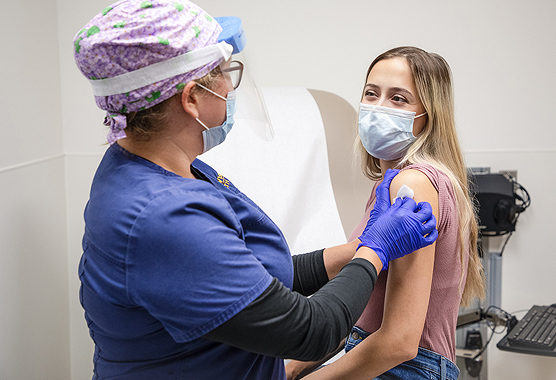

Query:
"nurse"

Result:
[[74, 1, 438, 379]]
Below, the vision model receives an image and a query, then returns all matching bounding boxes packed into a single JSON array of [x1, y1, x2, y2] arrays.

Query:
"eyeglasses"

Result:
[[222, 60, 244, 90]]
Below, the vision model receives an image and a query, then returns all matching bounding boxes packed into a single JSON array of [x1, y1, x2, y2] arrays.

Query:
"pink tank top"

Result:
[[349, 163, 467, 362]]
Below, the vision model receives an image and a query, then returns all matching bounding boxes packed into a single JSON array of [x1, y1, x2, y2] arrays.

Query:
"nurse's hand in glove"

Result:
[[357, 198, 437, 271], [367, 168, 400, 227]]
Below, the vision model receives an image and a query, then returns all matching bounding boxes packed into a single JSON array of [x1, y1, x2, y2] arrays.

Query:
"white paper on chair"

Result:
[[201, 86, 347, 254]]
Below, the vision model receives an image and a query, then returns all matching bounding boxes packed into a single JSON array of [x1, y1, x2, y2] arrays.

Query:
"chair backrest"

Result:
[[308, 89, 371, 238]]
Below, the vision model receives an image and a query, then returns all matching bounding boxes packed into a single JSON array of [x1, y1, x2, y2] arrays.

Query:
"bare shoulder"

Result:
[[389, 169, 438, 204]]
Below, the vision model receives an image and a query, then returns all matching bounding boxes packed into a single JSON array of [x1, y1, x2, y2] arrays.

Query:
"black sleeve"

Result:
[[204, 258, 377, 361], [292, 249, 329, 296]]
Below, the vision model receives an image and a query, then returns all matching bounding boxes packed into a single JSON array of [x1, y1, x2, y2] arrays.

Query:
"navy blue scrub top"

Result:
[[79, 143, 293, 379]]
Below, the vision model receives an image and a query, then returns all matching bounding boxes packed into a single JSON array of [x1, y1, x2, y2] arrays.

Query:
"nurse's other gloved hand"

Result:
[[367, 169, 400, 227], [358, 198, 438, 271]]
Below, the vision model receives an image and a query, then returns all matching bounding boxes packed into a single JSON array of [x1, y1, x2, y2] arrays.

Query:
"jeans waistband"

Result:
[[412, 347, 459, 379], [345, 327, 459, 380]]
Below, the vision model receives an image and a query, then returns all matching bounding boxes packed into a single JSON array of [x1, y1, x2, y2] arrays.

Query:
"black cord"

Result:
[[472, 326, 496, 361], [492, 171, 530, 255], [506, 173, 531, 214], [497, 231, 514, 257], [472, 306, 514, 361]]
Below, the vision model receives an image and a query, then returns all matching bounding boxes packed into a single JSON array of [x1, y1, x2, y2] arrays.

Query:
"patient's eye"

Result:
[[364, 90, 378, 99], [392, 95, 408, 103]]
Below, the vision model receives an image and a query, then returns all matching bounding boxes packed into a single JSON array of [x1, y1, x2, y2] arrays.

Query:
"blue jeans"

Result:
[[345, 326, 460, 380]]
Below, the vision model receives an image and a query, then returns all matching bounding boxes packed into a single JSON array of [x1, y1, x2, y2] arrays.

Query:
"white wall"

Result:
[[0, 0, 71, 379], [0, 0, 553, 379]]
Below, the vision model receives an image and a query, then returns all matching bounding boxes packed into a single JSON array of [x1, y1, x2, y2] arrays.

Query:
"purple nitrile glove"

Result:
[[367, 169, 400, 228], [358, 198, 438, 271]]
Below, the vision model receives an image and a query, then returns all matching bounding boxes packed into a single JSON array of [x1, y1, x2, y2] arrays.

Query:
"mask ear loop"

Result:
[[196, 118, 210, 130], [195, 82, 227, 101], [194, 83, 228, 131], [412, 112, 428, 138]]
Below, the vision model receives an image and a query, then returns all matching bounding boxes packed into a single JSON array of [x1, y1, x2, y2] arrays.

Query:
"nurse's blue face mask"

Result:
[[195, 82, 237, 153]]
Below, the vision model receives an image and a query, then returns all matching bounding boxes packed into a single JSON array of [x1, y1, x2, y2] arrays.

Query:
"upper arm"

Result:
[[381, 169, 439, 344]]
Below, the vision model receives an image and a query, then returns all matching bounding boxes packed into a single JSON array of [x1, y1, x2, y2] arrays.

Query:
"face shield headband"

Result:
[[89, 42, 233, 97], [216, 17, 274, 141]]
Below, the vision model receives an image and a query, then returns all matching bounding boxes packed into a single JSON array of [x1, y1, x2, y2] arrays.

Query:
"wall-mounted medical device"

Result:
[[469, 172, 530, 236]]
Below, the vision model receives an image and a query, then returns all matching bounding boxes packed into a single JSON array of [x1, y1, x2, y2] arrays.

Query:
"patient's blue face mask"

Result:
[[358, 103, 426, 161], [195, 83, 237, 153]]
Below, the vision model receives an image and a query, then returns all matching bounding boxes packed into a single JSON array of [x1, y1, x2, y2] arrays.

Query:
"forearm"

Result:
[[286, 341, 344, 380], [204, 259, 378, 361], [292, 249, 329, 296], [287, 359, 327, 380], [304, 327, 415, 380], [322, 240, 362, 279], [293, 242, 382, 295]]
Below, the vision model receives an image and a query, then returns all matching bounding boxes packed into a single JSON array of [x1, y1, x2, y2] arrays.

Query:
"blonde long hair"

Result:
[[358, 46, 484, 306]]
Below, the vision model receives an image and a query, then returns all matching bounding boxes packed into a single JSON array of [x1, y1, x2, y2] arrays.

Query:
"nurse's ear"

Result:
[[180, 81, 201, 119]]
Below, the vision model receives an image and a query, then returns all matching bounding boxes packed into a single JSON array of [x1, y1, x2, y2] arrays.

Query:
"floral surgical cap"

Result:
[[74, 0, 225, 144]]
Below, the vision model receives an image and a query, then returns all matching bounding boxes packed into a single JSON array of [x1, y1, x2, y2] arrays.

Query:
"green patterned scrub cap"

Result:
[[73, 0, 233, 144]]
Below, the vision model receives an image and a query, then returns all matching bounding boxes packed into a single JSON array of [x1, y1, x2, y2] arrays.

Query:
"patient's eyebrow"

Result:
[[389, 86, 414, 97], [365, 84, 413, 96], [364, 83, 417, 103]]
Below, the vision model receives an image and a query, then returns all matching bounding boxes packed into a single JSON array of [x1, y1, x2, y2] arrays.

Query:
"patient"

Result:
[[286, 46, 485, 380]]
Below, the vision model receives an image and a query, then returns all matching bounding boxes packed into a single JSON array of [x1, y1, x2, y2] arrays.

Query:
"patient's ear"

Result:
[[180, 81, 200, 119]]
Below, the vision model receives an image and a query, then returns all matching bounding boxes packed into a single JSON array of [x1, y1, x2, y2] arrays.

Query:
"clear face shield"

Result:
[[216, 17, 274, 141]]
